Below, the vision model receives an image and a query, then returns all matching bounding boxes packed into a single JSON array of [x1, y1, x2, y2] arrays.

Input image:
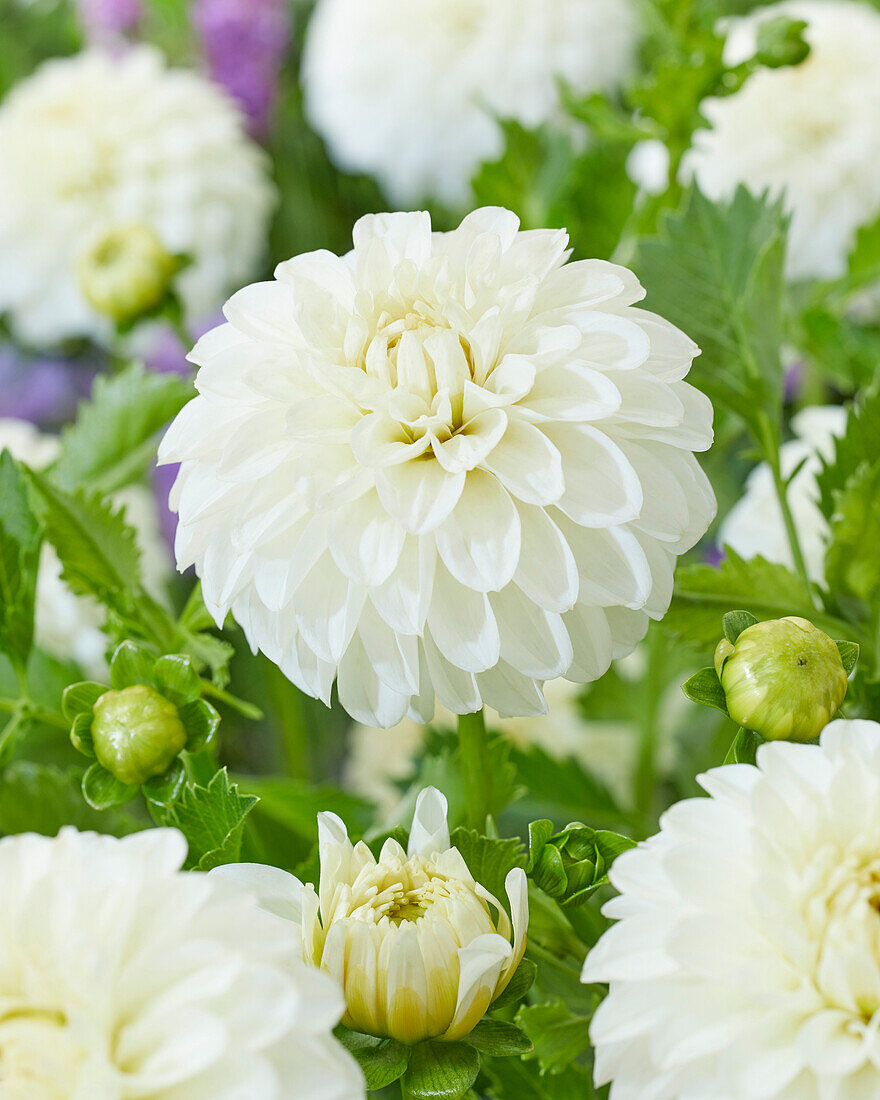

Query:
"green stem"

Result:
[[265, 662, 311, 781], [633, 625, 664, 819], [200, 680, 264, 721], [457, 710, 493, 831], [0, 697, 67, 730]]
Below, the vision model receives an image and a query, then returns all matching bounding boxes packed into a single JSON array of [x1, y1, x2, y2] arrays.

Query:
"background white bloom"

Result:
[[215, 787, 528, 1044], [0, 46, 275, 347], [583, 719, 880, 1099], [302, 0, 640, 206], [720, 404, 845, 583], [0, 827, 364, 1099], [161, 208, 715, 727], [0, 417, 170, 676], [683, 0, 880, 280]]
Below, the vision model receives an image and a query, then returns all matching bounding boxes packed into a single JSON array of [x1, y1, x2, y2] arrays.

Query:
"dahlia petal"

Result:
[[423, 633, 481, 714], [512, 503, 579, 613], [210, 863, 305, 924], [477, 661, 547, 719], [336, 633, 410, 727], [355, 602, 419, 695], [574, 310, 651, 371], [408, 786, 450, 857], [482, 419, 564, 505], [563, 603, 614, 681], [426, 564, 500, 673], [518, 361, 621, 422], [443, 933, 512, 1042], [545, 423, 643, 527], [224, 281, 300, 345], [434, 469, 521, 592], [294, 552, 364, 664], [351, 410, 432, 467], [369, 536, 436, 636], [490, 585, 573, 679], [554, 516, 652, 609], [376, 460, 465, 533], [329, 491, 406, 587]]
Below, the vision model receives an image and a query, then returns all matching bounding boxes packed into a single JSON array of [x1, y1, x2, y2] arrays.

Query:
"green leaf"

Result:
[[70, 711, 95, 757], [825, 459, 880, 603], [153, 653, 201, 705], [82, 761, 139, 810], [142, 759, 186, 806], [817, 381, 880, 518], [449, 828, 527, 909], [484, 1057, 599, 1100], [110, 641, 157, 689], [28, 470, 142, 617], [404, 1040, 480, 1100], [153, 768, 257, 870], [723, 610, 759, 643], [334, 1028, 410, 1090], [52, 363, 193, 494], [665, 549, 849, 652], [61, 680, 106, 721], [0, 762, 142, 837], [490, 958, 538, 1011], [516, 1000, 592, 1075], [681, 667, 729, 714], [178, 699, 220, 752], [723, 727, 762, 765], [836, 640, 860, 676], [464, 1020, 533, 1057], [847, 209, 880, 286], [0, 450, 41, 672], [634, 186, 787, 431], [240, 776, 375, 843]]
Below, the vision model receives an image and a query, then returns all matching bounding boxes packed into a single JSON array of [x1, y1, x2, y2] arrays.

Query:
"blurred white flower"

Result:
[[161, 208, 715, 727], [0, 417, 170, 676], [626, 139, 671, 196], [0, 827, 364, 1099], [302, 0, 640, 206], [214, 787, 528, 1044], [683, 0, 880, 279], [0, 46, 275, 347], [719, 404, 845, 583], [584, 719, 880, 1098]]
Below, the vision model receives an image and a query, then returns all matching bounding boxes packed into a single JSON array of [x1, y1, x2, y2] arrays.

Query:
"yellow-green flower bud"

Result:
[[92, 684, 186, 785], [718, 616, 848, 742], [79, 225, 177, 324]]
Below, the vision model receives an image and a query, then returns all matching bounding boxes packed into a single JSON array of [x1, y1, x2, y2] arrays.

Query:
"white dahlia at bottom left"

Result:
[[160, 207, 715, 727], [0, 46, 275, 347], [0, 827, 364, 1099]]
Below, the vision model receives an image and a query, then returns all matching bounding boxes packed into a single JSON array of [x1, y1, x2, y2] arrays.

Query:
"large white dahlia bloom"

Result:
[[160, 208, 715, 727], [719, 405, 845, 584], [0, 417, 170, 676], [302, 0, 640, 206], [683, 0, 880, 280], [583, 719, 880, 1099], [0, 827, 364, 1099], [0, 46, 275, 347]]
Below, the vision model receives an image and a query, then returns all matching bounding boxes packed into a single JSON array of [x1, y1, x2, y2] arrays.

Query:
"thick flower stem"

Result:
[[458, 710, 493, 831]]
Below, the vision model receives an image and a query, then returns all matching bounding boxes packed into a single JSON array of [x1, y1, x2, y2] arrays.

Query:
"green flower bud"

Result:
[[79, 225, 177, 324], [527, 820, 634, 908], [718, 616, 848, 742], [92, 684, 187, 785]]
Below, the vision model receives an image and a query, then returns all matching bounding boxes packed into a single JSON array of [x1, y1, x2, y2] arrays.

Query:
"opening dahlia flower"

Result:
[[160, 206, 715, 727]]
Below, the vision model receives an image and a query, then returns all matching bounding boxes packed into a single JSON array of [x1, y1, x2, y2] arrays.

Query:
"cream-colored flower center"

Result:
[[0, 1009, 86, 1099]]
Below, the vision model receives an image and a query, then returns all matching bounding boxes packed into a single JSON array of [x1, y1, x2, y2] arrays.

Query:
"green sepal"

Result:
[[142, 758, 186, 807], [179, 698, 220, 752], [403, 1040, 479, 1100], [464, 1019, 533, 1057], [490, 957, 537, 1011], [722, 610, 759, 644], [334, 1027, 410, 1090], [681, 667, 729, 715], [723, 727, 763, 766], [154, 654, 201, 706], [62, 681, 106, 721], [526, 821, 635, 908], [835, 640, 860, 676], [82, 761, 139, 810], [70, 712, 95, 757], [110, 640, 157, 690]]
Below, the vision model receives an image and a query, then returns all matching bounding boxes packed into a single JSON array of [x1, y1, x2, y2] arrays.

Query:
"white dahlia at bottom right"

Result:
[[584, 719, 880, 1099]]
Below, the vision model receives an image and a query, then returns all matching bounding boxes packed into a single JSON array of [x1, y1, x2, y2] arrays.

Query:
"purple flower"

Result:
[[703, 544, 726, 569], [152, 458, 181, 556], [192, 0, 291, 136], [0, 346, 95, 428], [784, 361, 804, 404], [76, 0, 142, 43]]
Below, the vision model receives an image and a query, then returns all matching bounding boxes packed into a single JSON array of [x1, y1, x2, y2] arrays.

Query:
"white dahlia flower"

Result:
[[214, 787, 528, 1045], [160, 208, 715, 728], [0, 46, 275, 347], [683, 0, 880, 280], [302, 0, 640, 206], [0, 827, 364, 1099], [583, 719, 880, 1099], [0, 417, 170, 676], [720, 405, 845, 583]]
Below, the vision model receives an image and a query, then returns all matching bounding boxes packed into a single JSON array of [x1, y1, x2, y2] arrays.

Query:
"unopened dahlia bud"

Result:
[[79, 225, 178, 325], [92, 684, 187, 785], [717, 616, 848, 741]]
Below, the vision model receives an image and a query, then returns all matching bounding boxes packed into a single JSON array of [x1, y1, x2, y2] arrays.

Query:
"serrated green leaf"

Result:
[[634, 186, 787, 432], [153, 654, 201, 705], [723, 610, 759, 643], [334, 1028, 410, 1090], [52, 363, 193, 494], [836, 640, 860, 676], [484, 1057, 599, 1100], [817, 382, 880, 519], [153, 768, 257, 870], [516, 1000, 592, 1075], [681, 667, 729, 714], [847, 209, 880, 285], [61, 680, 106, 721], [449, 828, 527, 910], [0, 450, 41, 672], [110, 641, 157, 689], [142, 759, 186, 806], [490, 958, 537, 1011], [82, 762, 139, 810], [465, 1019, 533, 1057], [723, 727, 762, 765], [0, 762, 142, 837], [404, 1040, 479, 1100], [179, 699, 220, 752], [825, 459, 880, 603]]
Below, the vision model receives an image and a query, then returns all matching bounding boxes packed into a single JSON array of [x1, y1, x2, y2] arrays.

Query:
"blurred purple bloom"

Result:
[[703, 544, 726, 569], [153, 459, 181, 556], [193, 0, 291, 136], [784, 361, 804, 404], [76, 0, 142, 42], [0, 346, 95, 428], [144, 326, 191, 378]]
